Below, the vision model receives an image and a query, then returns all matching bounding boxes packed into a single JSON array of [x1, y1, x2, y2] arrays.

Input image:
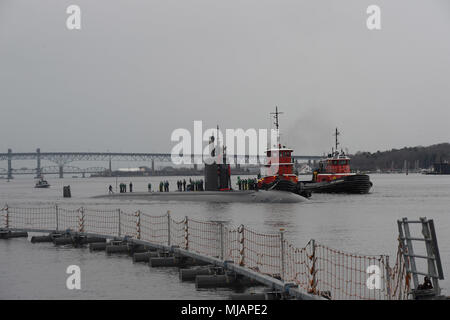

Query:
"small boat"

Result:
[[257, 107, 311, 198], [303, 128, 372, 194], [35, 178, 50, 188]]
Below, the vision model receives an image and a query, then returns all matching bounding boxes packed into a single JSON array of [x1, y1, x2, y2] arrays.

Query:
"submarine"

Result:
[[93, 189, 307, 203], [95, 109, 310, 203]]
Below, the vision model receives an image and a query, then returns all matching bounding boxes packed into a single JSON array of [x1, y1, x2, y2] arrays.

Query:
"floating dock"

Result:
[[1, 205, 446, 300]]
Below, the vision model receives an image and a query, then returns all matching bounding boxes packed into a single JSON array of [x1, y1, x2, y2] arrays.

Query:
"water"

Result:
[[1, 174, 449, 299]]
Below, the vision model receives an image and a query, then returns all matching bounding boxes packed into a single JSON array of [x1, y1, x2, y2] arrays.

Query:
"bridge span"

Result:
[[0, 148, 321, 178], [0, 166, 108, 178]]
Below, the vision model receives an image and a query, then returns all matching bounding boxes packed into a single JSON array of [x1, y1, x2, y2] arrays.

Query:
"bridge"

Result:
[[0, 149, 322, 178], [0, 166, 108, 178]]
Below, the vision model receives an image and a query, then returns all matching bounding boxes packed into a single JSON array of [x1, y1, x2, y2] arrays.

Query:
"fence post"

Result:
[[280, 228, 285, 281], [238, 224, 245, 266], [184, 216, 189, 250], [78, 207, 85, 233], [167, 211, 171, 246], [55, 204, 59, 231], [385, 255, 391, 300], [219, 222, 224, 260], [136, 210, 141, 240], [117, 208, 121, 237], [308, 239, 317, 294], [5, 204, 9, 229]]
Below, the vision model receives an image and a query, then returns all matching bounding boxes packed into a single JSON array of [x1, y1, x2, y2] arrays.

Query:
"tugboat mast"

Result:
[[334, 127, 340, 155], [270, 106, 283, 147]]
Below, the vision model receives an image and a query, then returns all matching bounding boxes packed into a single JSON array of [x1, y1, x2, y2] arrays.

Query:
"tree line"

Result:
[[349, 143, 450, 171]]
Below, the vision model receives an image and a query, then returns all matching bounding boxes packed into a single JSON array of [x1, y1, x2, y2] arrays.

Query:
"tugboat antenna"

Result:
[[270, 106, 283, 147], [216, 125, 220, 159], [270, 106, 283, 130], [217, 125, 219, 145]]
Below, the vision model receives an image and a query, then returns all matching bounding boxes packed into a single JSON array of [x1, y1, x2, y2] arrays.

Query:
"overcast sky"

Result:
[[1, 0, 449, 156]]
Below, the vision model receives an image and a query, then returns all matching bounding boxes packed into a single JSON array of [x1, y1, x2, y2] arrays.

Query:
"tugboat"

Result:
[[304, 128, 372, 194], [35, 177, 50, 188], [257, 107, 311, 198]]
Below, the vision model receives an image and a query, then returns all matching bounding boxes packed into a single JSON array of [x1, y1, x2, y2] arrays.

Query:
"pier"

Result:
[[0, 205, 445, 300]]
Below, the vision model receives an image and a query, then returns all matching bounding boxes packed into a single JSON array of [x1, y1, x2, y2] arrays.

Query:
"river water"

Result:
[[1, 174, 449, 299]]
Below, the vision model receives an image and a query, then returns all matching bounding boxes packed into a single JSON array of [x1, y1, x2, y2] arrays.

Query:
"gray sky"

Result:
[[1, 0, 449, 155]]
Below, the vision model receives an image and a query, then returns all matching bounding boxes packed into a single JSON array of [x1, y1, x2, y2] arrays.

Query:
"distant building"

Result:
[[432, 162, 450, 174], [298, 164, 312, 174]]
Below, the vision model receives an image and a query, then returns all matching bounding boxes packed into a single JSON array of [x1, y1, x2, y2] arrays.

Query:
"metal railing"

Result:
[[0, 204, 411, 300]]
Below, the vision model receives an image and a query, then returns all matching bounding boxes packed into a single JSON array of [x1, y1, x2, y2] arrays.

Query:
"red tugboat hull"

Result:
[[304, 174, 372, 194]]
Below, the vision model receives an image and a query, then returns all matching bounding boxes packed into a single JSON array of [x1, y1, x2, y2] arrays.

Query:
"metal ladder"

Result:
[[397, 217, 444, 299]]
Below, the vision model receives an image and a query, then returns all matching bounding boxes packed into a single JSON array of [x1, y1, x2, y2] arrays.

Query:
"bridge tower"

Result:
[[234, 154, 240, 169], [59, 165, 64, 178], [7, 148, 12, 179], [36, 148, 41, 178], [151, 159, 155, 174]]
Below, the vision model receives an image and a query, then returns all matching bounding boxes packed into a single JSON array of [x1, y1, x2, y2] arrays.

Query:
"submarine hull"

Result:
[[93, 190, 307, 203]]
